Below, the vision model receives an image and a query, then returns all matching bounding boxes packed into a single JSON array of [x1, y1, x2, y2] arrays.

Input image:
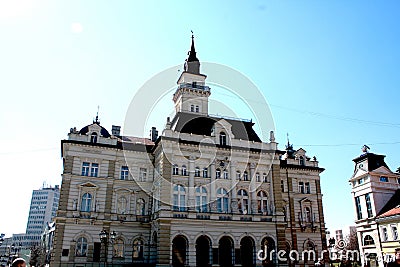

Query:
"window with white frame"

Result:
[[263, 173, 268, 182], [117, 196, 127, 214], [203, 167, 208, 178], [136, 199, 146, 215], [173, 185, 186, 211], [217, 188, 229, 213], [392, 226, 398, 240], [139, 168, 147, 182], [190, 105, 194, 112], [120, 166, 129, 180], [305, 182, 310, 194], [365, 193, 373, 218], [113, 239, 124, 258], [90, 163, 99, 177], [80, 193, 92, 212], [236, 171, 241, 180], [363, 235, 374, 246], [181, 165, 187, 176], [195, 167, 200, 177], [355, 196, 363, 220], [298, 182, 305, 193], [237, 189, 249, 214], [216, 169, 221, 179], [195, 186, 208, 212], [195, 105, 199, 113], [219, 132, 227, 146], [75, 237, 88, 256], [81, 162, 90, 176], [304, 207, 311, 222], [257, 191, 268, 214], [243, 171, 249, 181], [223, 170, 229, 179], [90, 132, 98, 143], [172, 164, 179, 175], [256, 173, 260, 182]]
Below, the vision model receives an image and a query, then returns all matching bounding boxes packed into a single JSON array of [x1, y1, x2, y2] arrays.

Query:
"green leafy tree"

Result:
[[29, 245, 46, 267]]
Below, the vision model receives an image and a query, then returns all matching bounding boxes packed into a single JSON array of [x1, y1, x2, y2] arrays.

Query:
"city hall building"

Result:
[[52, 37, 327, 267]]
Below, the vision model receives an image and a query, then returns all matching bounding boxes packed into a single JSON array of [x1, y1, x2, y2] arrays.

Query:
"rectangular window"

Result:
[[305, 182, 310, 194], [380, 176, 389, 182], [298, 182, 304, 194], [263, 174, 268, 182], [358, 178, 364, 185], [392, 226, 398, 240], [81, 162, 90, 176], [365, 193, 373, 218], [195, 105, 199, 113], [120, 166, 129, 180], [223, 170, 229, 179], [382, 227, 388, 241], [281, 180, 285, 192], [139, 168, 147, 182], [355, 196, 363, 220], [203, 168, 208, 178], [256, 173, 260, 182], [90, 163, 99, 177]]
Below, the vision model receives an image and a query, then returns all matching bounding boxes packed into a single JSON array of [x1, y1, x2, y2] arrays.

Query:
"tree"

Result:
[[344, 229, 360, 262], [396, 167, 400, 174], [29, 245, 46, 267]]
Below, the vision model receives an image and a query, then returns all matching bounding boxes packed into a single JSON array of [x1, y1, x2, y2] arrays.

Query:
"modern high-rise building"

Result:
[[52, 36, 327, 267], [25, 185, 60, 248]]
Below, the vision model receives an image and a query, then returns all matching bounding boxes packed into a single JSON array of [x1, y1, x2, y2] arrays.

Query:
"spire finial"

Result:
[[94, 105, 100, 124], [187, 31, 198, 62]]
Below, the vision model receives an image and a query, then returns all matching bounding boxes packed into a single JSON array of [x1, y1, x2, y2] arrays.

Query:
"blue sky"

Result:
[[1, 0, 400, 237]]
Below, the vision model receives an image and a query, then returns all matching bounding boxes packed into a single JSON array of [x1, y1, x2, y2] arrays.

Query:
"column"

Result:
[[210, 161, 216, 211], [188, 157, 195, 211], [230, 162, 238, 213]]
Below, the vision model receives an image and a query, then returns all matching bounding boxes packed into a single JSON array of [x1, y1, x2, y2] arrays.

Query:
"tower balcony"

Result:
[[178, 82, 210, 92]]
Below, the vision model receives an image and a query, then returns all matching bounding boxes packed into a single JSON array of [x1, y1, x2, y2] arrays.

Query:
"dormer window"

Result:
[[299, 156, 305, 166], [219, 132, 227, 146], [90, 132, 98, 143]]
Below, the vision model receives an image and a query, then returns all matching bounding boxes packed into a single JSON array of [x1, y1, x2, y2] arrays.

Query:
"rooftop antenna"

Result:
[[95, 105, 100, 124]]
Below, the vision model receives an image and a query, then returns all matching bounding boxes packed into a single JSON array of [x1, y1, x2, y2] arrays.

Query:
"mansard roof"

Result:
[[352, 152, 389, 172], [170, 112, 261, 142], [79, 123, 111, 138]]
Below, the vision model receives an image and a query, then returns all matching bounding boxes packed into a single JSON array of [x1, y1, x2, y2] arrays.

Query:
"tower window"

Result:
[[355, 196, 363, 220], [365, 193, 373, 218]]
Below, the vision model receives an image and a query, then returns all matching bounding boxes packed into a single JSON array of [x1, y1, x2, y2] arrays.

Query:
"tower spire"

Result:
[[187, 30, 199, 62]]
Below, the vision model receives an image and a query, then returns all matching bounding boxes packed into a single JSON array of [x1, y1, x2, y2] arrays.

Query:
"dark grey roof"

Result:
[[170, 112, 261, 142], [79, 123, 111, 138], [377, 189, 400, 216], [352, 153, 389, 172]]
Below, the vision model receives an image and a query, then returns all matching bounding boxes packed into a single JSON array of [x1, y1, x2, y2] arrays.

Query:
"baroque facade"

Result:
[[349, 147, 400, 267], [52, 37, 327, 267]]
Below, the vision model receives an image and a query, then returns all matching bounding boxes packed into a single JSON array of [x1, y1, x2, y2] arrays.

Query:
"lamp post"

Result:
[[99, 229, 116, 266]]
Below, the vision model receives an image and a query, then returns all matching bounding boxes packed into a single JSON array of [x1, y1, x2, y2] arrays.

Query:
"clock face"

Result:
[[358, 164, 364, 169]]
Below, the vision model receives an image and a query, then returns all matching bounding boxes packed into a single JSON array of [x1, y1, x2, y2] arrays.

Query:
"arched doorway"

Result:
[[261, 237, 276, 267], [196, 235, 211, 267], [219, 236, 234, 267], [172, 235, 187, 267], [241, 236, 255, 267]]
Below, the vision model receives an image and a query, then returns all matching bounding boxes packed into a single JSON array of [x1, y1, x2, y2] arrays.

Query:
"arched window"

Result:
[[133, 239, 144, 259], [173, 185, 186, 211], [363, 235, 375, 246], [195, 105, 200, 113], [90, 132, 98, 143], [80, 193, 92, 212], [136, 198, 146, 215], [223, 170, 229, 179], [304, 207, 311, 222], [194, 167, 200, 177], [190, 105, 194, 112], [75, 237, 88, 256], [181, 165, 187, 176], [117, 196, 127, 214], [237, 189, 249, 214], [243, 171, 249, 181], [172, 164, 179, 175], [257, 191, 268, 214], [236, 171, 241, 180], [217, 188, 229, 213], [220, 132, 227, 146], [216, 168, 221, 179], [300, 156, 305, 166], [113, 239, 124, 258], [195, 186, 208, 212], [263, 173, 268, 182]]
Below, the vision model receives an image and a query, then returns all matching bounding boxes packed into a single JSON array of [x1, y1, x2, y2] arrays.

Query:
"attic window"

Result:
[[299, 156, 305, 166], [380, 176, 389, 182], [219, 132, 227, 146], [90, 132, 98, 143]]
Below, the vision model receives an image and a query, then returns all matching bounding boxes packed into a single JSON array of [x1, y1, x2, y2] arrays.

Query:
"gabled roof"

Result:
[[377, 206, 400, 218], [170, 112, 261, 142], [377, 189, 400, 216]]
